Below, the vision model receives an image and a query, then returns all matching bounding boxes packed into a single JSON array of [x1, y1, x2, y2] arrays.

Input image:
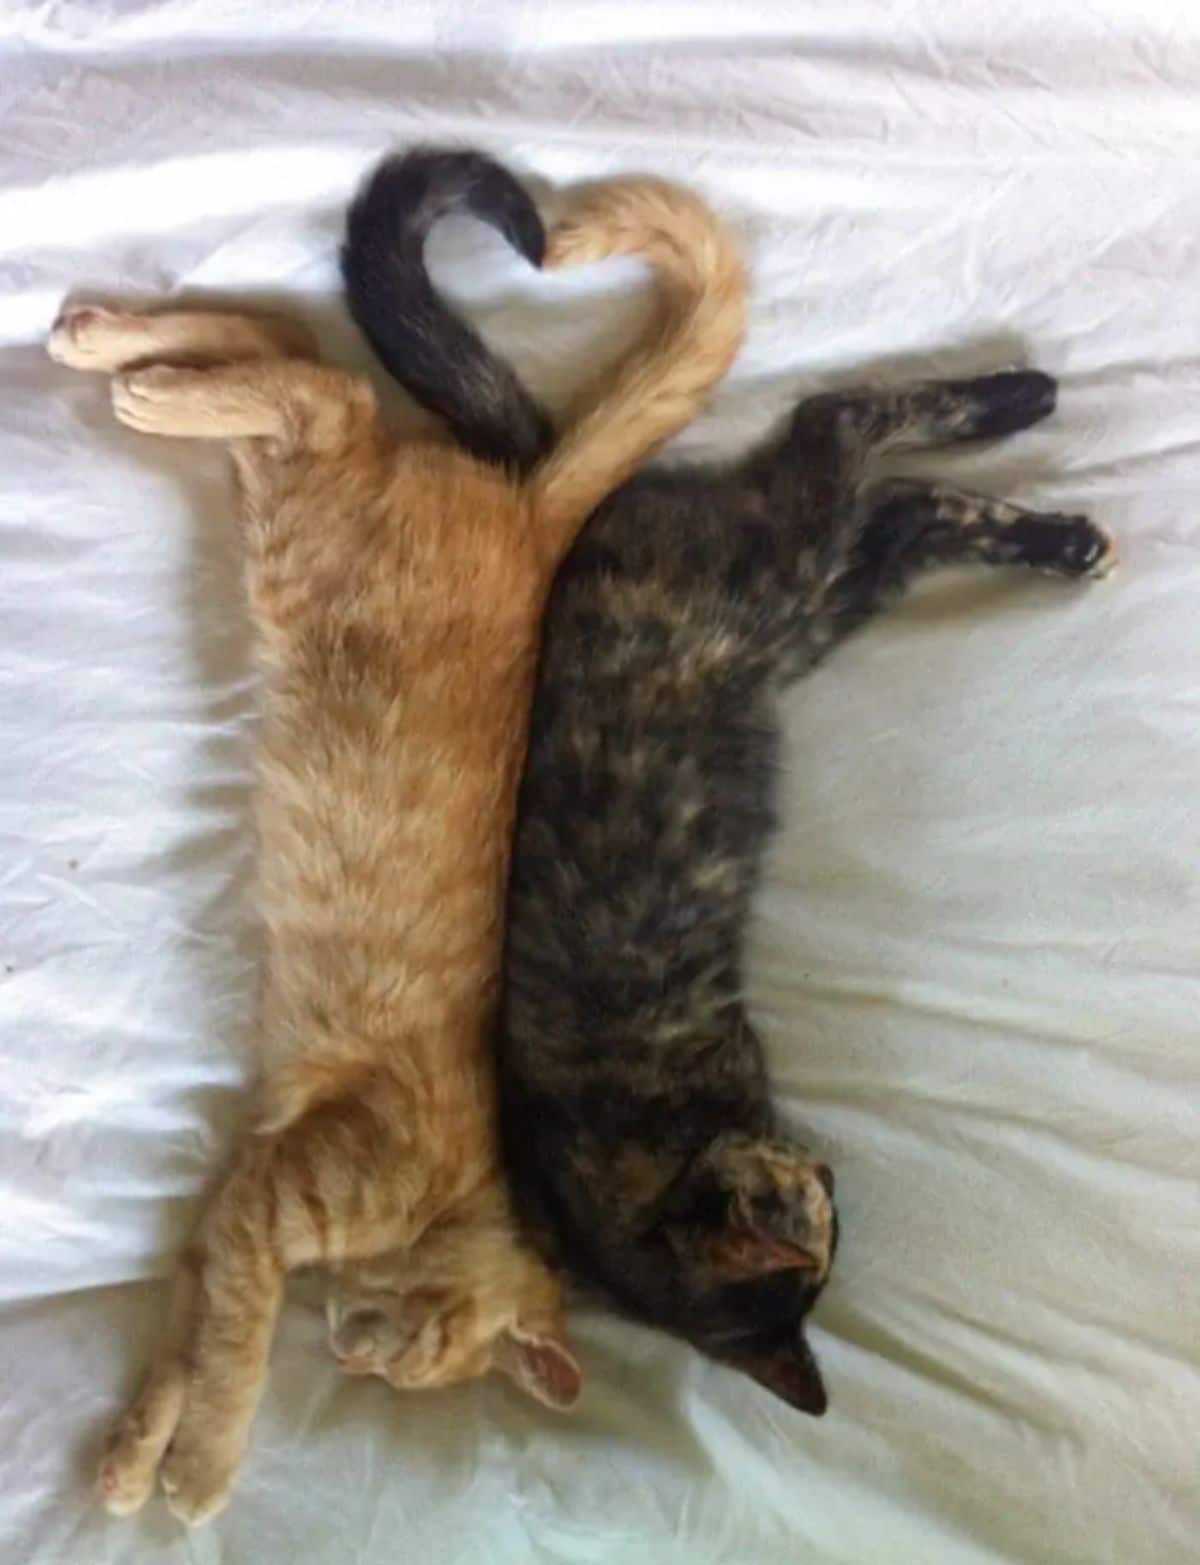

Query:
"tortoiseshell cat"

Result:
[[341, 153, 1114, 1416], [48, 151, 745, 1522]]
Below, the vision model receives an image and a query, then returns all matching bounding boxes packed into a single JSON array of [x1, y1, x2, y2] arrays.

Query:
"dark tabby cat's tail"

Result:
[[341, 148, 555, 473]]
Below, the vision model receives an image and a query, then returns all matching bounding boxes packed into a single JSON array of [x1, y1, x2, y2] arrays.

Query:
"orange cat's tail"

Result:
[[530, 179, 747, 551]]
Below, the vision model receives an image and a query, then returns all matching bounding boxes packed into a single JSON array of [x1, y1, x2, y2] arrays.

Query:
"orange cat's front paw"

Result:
[[95, 1422, 159, 1518], [159, 1431, 237, 1528]]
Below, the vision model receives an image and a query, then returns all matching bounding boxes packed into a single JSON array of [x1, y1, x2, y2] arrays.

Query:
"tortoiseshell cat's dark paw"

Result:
[[959, 369, 1058, 438], [1014, 515, 1117, 579]]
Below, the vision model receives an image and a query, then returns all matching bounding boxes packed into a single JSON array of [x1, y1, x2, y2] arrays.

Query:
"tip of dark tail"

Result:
[[344, 146, 546, 270]]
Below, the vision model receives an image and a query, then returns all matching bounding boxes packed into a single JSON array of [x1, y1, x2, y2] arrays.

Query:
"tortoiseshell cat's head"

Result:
[[650, 1131, 837, 1414], [512, 1113, 838, 1416]]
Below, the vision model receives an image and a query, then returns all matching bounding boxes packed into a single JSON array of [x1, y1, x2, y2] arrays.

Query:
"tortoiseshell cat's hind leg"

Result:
[[753, 370, 1067, 606], [822, 479, 1114, 645], [865, 479, 1114, 579], [790, 368, 1059, 451]]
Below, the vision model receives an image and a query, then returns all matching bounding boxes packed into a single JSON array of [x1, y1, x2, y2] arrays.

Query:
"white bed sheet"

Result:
[[1, 3, 1197, 1561]]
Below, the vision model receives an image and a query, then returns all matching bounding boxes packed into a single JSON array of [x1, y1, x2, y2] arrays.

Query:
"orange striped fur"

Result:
[[48, 174, 746, 1526]]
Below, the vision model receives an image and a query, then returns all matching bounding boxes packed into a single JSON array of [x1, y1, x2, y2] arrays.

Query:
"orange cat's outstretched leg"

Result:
[[98, 1096, 413, 1526], [49, 301, 382, 637], [48, 303, 314, 373], [107, 359, 374, 447], [95, 1258, 198, 1517], [96, 1138, 292, 1527], [154, 1160, 289, 1526], [49, 300, 375, 451]]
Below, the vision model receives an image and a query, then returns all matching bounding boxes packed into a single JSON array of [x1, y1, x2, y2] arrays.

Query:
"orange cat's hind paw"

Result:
[[48, 305, 146, 372]]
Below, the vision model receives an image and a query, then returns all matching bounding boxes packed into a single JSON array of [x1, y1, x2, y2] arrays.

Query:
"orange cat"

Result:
[[48, 171, 746, 1526]]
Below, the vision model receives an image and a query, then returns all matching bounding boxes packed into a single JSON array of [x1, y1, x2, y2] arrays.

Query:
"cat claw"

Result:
[[1083, 525, 1118, 579], [1055, 518, 1118, 580]]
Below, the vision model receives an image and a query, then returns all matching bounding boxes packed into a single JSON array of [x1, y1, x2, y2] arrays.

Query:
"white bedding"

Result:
[[2, 3, 1197, 1561]]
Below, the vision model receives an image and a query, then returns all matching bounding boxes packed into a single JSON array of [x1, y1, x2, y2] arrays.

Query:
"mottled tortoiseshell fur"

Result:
[[498, 371, 1112, 1414], [341, 148, 1113, 1415]]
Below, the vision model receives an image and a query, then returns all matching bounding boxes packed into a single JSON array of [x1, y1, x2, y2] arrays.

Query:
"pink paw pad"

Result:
[[57, 306, 99, 334]]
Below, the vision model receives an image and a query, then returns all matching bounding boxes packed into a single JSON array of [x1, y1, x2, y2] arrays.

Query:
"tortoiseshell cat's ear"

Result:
[[721, 1329, 829, 1417], [691, 1216, 823, 1281], [495, 1322, 583, 1410], [661, 1131, 837, 1290]]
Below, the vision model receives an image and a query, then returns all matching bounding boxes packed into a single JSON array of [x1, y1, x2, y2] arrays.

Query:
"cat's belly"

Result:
[[254, 666, 531, 1045]]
